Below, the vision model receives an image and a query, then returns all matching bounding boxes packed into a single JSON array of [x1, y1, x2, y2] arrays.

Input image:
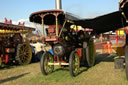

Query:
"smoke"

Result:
[[63, 1, 85, 18], [63, 0, 119, 19]]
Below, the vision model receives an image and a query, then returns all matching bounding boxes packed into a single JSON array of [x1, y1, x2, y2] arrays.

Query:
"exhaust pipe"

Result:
[[56, 0, 62, 9]]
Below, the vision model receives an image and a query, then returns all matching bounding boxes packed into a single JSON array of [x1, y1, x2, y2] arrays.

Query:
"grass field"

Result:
[[0, 53, 128, 85]]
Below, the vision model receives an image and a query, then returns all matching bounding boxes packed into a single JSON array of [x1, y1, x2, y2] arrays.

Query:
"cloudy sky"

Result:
[[0, 0, 119, 28]]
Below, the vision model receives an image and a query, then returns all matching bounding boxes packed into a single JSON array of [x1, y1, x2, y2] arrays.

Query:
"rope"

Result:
[[122, 12, 128, 22], [59, 20, 67, 37]]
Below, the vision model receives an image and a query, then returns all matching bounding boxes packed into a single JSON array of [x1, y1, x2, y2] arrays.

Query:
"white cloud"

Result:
[[0, 19, 4, 23], [0, 18, 34, 27], [12, 19, 35, 28], [13, 18, 44, 34]]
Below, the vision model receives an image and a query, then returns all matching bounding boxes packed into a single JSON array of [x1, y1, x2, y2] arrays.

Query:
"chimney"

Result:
[[56, 0, 62, 9]]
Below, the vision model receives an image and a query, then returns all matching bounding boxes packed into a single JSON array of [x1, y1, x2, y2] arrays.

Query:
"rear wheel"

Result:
[[86, 38, 95, 67], [125, 45, 128, 80], [69, 51, 80, 77], [15, 42, 32, 65], [40, 52, 54, 75]]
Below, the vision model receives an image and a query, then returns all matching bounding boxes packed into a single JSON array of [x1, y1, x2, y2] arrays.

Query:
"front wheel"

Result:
[[40, 52, 54, 75], [69, 51, 80, 77]]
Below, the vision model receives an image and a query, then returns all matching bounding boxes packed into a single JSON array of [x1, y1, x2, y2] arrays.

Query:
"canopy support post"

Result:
[[41, 15, 45, 37], [42, 19, 45, 37], [55, 14, 59, 37]]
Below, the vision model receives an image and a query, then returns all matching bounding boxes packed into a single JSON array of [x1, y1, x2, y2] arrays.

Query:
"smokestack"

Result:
[[56, 0, 62, 9]]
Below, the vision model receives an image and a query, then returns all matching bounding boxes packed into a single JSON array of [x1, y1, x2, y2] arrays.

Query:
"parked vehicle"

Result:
[[0, 19, 35, 66]]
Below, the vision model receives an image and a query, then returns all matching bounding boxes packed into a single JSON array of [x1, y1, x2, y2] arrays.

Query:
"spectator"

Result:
[[30, 41, 46, 61]]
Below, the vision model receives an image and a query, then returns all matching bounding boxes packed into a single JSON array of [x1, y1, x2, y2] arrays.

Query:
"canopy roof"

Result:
[[29, 9, 79, 25], [0, 22, 35, 34], [29, 2, 128, 34], [74, 11, 127, 34]]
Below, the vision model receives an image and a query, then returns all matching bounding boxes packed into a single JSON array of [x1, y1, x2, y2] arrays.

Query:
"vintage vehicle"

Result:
[[30, 0, 128, 78], [0, 18, 35, 66], [29, 10, 95, 76]]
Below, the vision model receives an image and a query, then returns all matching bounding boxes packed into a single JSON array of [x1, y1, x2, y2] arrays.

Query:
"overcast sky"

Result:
[[0, 0, 119, 27]]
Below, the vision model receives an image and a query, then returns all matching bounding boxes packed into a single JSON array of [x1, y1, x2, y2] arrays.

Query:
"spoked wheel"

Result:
[[40, 52, 54, 75], [125, 45, 128, 80], [69, 51, 80, 77], [15, 42, 32, 65], [86, 38, 95, 67]]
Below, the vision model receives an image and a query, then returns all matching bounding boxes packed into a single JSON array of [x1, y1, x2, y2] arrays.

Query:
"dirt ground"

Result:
[[0, 52, 128, 85]]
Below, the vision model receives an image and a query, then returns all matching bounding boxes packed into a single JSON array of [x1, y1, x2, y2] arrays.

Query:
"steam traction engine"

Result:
[[30, 10, 95, 76], [0, 19, 35, 66]]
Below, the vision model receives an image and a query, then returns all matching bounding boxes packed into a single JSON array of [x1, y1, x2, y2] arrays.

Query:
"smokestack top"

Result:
[[56, 0, 62, 9]]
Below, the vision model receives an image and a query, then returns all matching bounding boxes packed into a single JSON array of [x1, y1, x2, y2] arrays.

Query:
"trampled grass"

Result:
[[0, 53, 128, 85]]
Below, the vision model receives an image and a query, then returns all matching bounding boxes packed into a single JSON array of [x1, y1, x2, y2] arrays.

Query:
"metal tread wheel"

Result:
[[86, 38, 95, 67], [40, 52, 54, 75], [125, 45, 128, 80], [69, 51, 80, 77], [15, 42, 32, 65]]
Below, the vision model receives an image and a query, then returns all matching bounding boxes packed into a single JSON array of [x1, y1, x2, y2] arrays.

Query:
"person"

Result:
[[30, 40, 46, 61]]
